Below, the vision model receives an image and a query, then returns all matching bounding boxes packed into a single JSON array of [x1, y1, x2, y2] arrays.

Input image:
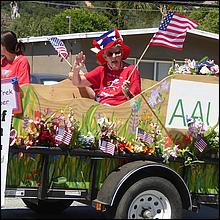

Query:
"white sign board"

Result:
[[1, 79, 21, 207], [165, 79, 219, 130], [1, 81, 17, 109], [1, 108, 13, 207], [1, 79, 22, 114]]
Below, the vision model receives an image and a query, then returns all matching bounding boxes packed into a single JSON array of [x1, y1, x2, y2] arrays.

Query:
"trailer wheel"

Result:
[[114, 177, 182, 219], [22, 198, 73, 213]]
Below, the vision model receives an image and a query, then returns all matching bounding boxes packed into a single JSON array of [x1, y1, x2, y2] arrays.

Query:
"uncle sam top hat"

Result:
[[92, 28, 130, 65]]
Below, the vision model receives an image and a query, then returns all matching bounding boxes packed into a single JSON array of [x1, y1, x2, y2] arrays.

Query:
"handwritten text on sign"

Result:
[[1, 108, 13, 207], [1, 79, 22, 114]]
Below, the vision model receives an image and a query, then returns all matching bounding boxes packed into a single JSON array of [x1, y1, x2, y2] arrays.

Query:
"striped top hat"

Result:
[[92, 28, 130, 65]]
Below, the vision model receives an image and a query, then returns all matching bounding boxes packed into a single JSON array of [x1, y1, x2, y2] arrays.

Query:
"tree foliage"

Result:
[[10, 15, 54, 37], [52, 8, 115, 35], [189, 9, 219, 34], [1, 1, 219, 38], [92, 1, 162, 29]]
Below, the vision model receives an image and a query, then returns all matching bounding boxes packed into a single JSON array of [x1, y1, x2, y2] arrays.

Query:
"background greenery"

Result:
[[1, 1, 219, 38]]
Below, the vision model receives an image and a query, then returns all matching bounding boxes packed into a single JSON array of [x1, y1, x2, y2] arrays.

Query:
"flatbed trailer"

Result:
[[6, 145, 219, 218], [3, 74, 219, 219]]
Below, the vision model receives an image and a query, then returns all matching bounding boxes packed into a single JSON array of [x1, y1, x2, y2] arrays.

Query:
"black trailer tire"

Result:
[[114, 177, 182, 219], [22, 198, 73, 214]]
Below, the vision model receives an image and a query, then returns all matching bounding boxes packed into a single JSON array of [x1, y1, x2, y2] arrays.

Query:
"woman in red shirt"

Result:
[[1, 31, 30, 86], [68, 28, 141, 106]]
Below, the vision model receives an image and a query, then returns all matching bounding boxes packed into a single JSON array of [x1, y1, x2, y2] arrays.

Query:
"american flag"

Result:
[[48, 37, 69, 62], [136, 128, 153, 144], [194, 135, 207, 152], [149, 11, 198, 50], [55, 127, 72, 145], [99, 140, 115, 156]]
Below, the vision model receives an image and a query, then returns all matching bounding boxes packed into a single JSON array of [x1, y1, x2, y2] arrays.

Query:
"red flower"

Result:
[[26, 175, 32, 180], [174, 134, 192, 148], [183, 134, 192, 145], [34, 111, 41, 121], [118, 141, 126, 152], [164, 136, 173, 148], [40, 130, 49, 141]]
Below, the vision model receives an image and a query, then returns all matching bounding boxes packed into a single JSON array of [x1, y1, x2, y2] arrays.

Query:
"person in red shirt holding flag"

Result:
[[1, 31, 30, 86], [68, 28, 141, 106]]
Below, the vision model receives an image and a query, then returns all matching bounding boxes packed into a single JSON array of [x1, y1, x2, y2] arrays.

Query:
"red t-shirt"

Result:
[[84, 63, 141, 106], [1, 55, 30, 85]]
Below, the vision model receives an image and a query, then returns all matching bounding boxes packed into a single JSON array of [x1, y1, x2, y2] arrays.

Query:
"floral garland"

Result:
[[175, 118, 219, 166], [168, 57, 219, 76], [10, 107, 219, 166]]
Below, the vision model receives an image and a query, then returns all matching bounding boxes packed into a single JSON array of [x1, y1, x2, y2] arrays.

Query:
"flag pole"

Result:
[[64, 57, 72, 68], [47, 37, 73, 68], [60, 54, 72, 68], [127, 37, 154, 81], [127, 9, 165, 81], [140, 93, 170, 136]]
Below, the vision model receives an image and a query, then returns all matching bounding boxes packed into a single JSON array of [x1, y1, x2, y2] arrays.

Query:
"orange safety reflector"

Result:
[[95, 202, 102, 211]]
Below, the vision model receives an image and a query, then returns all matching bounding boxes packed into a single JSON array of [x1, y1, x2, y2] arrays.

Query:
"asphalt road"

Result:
[[1, 198, 219, 219]]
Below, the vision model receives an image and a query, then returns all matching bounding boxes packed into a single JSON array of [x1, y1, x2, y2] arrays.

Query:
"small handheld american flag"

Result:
[[149, 11, 198, 50], [48, 37, 69, 62], [99, 140, 115, 156], [127, 11, 198, 81], [136, 128, 153, 144], [55, 127, 72, 145], [194, 135, 207, 152]]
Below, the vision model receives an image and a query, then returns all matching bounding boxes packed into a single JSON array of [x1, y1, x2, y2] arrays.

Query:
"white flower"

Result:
[[187, 59, 196, 69], [200, 66, 211, 75], [133, 145, 143, 153], [97, 117, 105, 126], [87, 132, 95, 142]]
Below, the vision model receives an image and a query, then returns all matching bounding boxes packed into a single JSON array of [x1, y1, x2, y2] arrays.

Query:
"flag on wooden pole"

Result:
[[127, 11, 198, 81], [149, 11, 198, 50], [48, 37, 70, 62]]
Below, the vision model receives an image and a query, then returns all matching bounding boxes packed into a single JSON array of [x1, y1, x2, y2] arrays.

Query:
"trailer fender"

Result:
[[95, 160, 192, 210]]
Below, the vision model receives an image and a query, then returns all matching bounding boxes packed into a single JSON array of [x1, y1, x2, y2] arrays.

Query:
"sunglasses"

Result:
[[106, 50, 122, 57]]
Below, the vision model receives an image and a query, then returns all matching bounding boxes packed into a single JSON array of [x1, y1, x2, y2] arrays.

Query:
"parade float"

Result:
[[2, 58, 219, 219]]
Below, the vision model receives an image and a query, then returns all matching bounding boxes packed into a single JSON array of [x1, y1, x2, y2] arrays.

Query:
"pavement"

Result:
[[1, 198, 219, 219]]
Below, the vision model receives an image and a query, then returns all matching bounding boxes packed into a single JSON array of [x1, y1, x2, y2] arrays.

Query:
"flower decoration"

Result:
[[177, 117, 219, 165], [13, 107, 79, 149], [186, 117, 207, 138], [78, 132, 96, 149], [164, 136, 173, 148], [147, 80, 169, 109], [205, 125, 219, 148], [162, 144, 180, 163], [117, 140, 127, 154], [9, 129, 17, 146], [169, 57, 219, 76], [10, 106, 218, 166], [97, 114, 120, 143]]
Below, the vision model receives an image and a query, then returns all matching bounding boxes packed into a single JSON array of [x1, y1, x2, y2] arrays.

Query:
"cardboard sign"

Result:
[[1, 108, 13, 207], [1, 78, 22, 114], [1, 78, 21, 207], [165, 79, 219, 129]]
